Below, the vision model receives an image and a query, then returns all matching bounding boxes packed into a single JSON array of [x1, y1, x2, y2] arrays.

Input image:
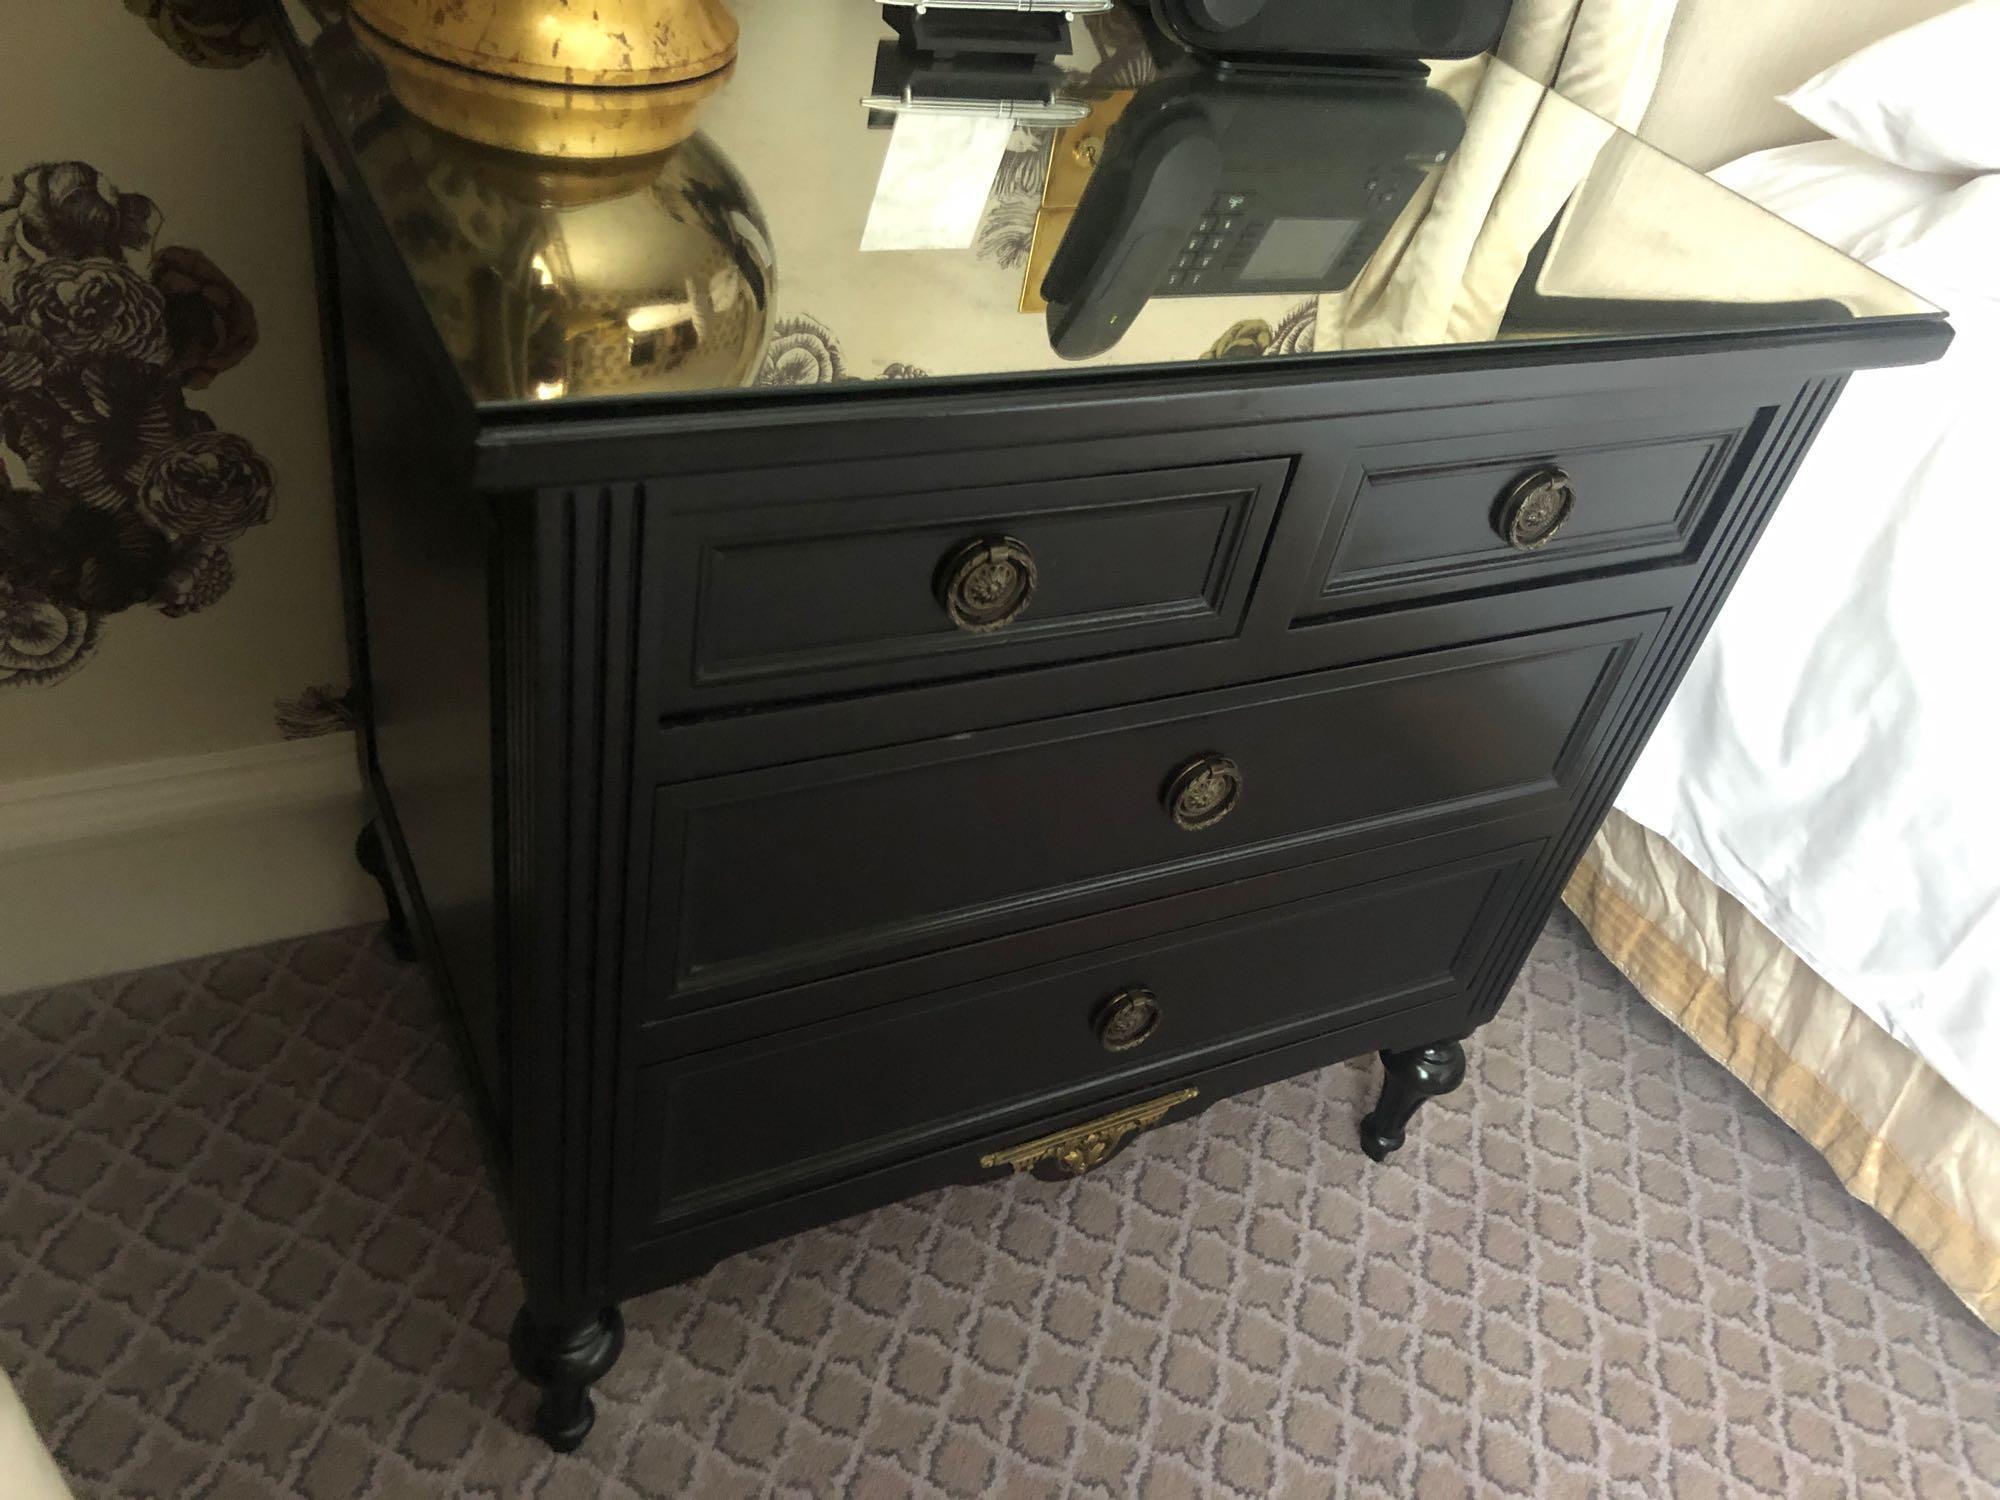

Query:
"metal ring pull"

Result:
[[1095, 986, 1161, 1052], [936, 535, 1037, 633], [1496, 466, 1576, 551], [1164, 753, 1241, 831]]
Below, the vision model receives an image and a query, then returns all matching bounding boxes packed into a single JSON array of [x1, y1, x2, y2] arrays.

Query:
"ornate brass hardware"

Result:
[[980, 1089, 1199, 1179], [1164, 753, 1241, 831], [1095, 986, 1161, 1052], [937, 535, 1037, 633], [1496, 466, 1576, 551]]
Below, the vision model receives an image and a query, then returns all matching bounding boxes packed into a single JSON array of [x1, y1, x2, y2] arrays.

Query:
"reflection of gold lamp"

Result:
[[358, 111, 775, 401], [340, 0, 769, 400], [351, 0, 738, 159]]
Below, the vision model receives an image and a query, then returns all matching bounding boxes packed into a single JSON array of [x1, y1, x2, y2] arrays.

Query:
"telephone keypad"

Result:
[[1170, 190, 1264, 292], [1161, 182, 1401, 296]]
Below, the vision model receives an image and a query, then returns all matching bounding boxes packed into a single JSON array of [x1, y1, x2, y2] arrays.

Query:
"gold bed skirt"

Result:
[[1564, 811, 2000, 1331]]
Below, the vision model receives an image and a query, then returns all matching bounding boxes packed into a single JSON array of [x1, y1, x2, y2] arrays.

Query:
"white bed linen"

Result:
[[1616, 142, 2000, 1128]]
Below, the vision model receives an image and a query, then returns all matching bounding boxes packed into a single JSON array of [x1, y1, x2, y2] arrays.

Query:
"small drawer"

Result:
[[643, 613, 1650, 1010], [648, 457, 1292, 714], [1292, 390, 1773, 621], [629, 839, 1538, 1231]]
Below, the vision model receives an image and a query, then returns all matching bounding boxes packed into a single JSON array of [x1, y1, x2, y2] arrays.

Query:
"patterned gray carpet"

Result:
[[2, 914, 1995, 1499]]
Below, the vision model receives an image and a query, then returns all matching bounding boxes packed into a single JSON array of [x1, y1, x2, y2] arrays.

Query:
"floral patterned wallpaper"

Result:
[[0, 162, 273, 688], [0, 3, 347, 776]]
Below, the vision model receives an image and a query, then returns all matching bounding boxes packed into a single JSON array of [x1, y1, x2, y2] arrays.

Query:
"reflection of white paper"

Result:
[[860, 114, 1012, 251]]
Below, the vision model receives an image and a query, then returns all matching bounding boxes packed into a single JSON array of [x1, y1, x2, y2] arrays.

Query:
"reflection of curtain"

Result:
[[1319, 0, 1680, 350], [1503, 0, 1680, 125]]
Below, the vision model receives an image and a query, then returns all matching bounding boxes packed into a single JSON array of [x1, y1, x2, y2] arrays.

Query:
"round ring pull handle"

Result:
[[936, 535, 1037, 633], [1164, 753, 1242, 831], [1496, 466, 1576, 551], [1095, 986, 1162, 1053]]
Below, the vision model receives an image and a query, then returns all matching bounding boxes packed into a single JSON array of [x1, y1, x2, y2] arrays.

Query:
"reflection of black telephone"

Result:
[[1042, 70, 1464, 359], [1151, 0, 1513, 66]]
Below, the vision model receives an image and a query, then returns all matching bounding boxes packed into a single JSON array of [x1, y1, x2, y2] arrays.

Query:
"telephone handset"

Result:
[[1042, 105, 1222, 359], [1043, 69, 1464, 359]]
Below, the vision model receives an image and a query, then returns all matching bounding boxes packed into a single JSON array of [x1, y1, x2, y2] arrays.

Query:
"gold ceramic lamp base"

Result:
[[355, 18, 734, 161], [349, 0, 737, 88]]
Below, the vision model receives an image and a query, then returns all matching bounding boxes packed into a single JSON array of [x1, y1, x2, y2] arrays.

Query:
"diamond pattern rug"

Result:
[[2, 914, 1995, 1498]]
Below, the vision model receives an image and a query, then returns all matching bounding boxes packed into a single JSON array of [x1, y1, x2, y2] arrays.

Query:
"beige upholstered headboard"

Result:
[[1640, 0, 1964, 169]]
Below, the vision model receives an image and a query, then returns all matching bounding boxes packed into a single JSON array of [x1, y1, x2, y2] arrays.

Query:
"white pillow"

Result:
[[1717, 142, 2000, 327], [1709, 139, 1966, 251], [1780, 1, 2000, 174], [1849, 174, 2000, 314]]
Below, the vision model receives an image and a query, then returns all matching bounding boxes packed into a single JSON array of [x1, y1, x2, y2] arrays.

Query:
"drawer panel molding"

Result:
[[1294, 394, 1774, 621], [648, 456, 1294, 715]]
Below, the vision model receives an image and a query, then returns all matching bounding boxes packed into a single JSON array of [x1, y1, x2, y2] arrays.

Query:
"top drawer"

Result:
[[1292, 389, 1770, 622], [646, 456, 1292, 715]]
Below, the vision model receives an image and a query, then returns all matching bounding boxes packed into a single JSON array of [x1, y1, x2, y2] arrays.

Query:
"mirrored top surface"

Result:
[[272, 0, 1938, 410]]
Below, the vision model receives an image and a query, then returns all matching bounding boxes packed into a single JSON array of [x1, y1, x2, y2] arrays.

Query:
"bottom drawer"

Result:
[[628, 836, 1540, 1234]]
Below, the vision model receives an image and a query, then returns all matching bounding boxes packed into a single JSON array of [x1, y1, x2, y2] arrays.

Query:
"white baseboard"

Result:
[[0, 736, 380, 996]]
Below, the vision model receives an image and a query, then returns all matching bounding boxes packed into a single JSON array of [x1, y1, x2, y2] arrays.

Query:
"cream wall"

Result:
[[0, 0, 348, 779]]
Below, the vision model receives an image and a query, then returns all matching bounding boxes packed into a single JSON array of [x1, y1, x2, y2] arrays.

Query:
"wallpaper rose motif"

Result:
[[0, 160, 270, 688], [752, 313, 930, 387], [1200, 299, 1319, 360], [124, 0, 268, 68], [274, 682, 357, 740], [755, 315, 846, 386]]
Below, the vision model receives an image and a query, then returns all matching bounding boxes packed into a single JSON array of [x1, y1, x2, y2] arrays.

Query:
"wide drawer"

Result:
[[629, 838, 1539, 1232], [1292, 389, 1771, 621], [643, 613, 1651, 1011], [645, 456, 1291, 715]]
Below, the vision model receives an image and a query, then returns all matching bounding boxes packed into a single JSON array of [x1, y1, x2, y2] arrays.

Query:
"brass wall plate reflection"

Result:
[[1019, 207, 1073, 316], [1020, 91, 1132, 315]]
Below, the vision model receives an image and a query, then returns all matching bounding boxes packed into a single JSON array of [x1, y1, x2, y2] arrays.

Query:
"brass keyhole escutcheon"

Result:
[[1165, 753, 1242, 831], [1497, 466, 1576, 551], [1095, 986, 1161, 1052], [937, 535, 1037, 633]]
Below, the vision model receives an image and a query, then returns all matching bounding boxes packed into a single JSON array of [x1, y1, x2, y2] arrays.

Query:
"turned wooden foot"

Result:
[[509, 1305, 624, 1452], [1359, 1039, 1466, 1162], [353, 823, 416, 961]]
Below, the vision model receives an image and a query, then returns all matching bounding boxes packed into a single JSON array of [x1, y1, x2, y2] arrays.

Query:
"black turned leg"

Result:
[[509, 1305, 625, 1453], [353, 823, 416, 961], [1359, 1039, 1467, 1162]]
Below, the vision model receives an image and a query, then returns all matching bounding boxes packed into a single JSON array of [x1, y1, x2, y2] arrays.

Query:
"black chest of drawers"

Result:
[[271, 0, 1950, 1451]]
